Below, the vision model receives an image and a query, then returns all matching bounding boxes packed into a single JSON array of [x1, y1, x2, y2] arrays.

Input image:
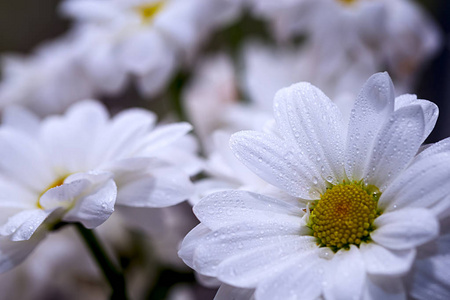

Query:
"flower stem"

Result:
[[75, 223, 128, 300]]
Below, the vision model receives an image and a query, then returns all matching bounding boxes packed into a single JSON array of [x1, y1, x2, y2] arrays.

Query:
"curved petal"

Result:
[[93, 108, 156, 164], [323, 245, 366, 300], [273, 82, 346, 184], [0, 209, 52, 241], [40, 100, 109, 173], [193, 190, 304, 230], [363, 104, 425, 191], [345, 72, 395, 181], [230, 131, 324, 199], [371, 208, 438, 250], [395, 94, 438, 142], [178, 224, 211, 269], [63, 177, 116, 229], [116, 164, 193, 208], [360, 243, 415, 276], [379, 152, 450, 212], [141, 122, 193, 155], [412, 137, 450, 164]]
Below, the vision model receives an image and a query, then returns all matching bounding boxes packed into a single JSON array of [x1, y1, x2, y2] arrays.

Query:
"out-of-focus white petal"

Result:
[[323, 245, 366, 300], [63, 172, 116, 228], [371, 208, 438, 250], [360, 243, 415, 276], [0, 230, 46, 273]]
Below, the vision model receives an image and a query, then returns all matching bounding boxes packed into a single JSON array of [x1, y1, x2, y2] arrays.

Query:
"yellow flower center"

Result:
[[37, 176, 68, 209], [337, 0, 358, 5], [136, 1, 165, 23], [309, 180, 380, 251]]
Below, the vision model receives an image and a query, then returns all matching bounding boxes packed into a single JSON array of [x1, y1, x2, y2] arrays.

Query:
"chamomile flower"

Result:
[[249, 0, 440, 88], [0, 100, 195, 272], [179, 72, 449, 299], [61, 0, 241, 96]]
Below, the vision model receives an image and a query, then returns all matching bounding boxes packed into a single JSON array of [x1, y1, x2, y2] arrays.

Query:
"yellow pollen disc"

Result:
[[136, 1, 165, 23], [37, 176, 67, 209], [309, 181, 380, 251]]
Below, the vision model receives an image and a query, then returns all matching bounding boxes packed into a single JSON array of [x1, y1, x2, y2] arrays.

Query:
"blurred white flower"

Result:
[[249, 0, 440, 88], [179, 73, 449, 299], [61, 0, 242, 97], [0, 34, 96, 117], [0, 100, 195, 272]]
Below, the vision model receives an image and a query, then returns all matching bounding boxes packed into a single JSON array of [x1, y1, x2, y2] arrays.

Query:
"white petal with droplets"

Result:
[[345, 72, 395, 181], [230, 131, 324, 199]]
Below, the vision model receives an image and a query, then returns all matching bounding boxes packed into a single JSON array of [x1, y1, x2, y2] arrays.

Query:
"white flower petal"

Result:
[[0, 177, 37, 209], [0, 129, 54, 192], [39, 179, 90, 210], [323, 245, 366, 300], [63, 177, 116, 229], [40, 100, 109, 173], [410, 234, 450, 300], [371, 208, 438, 250], [93, 108, 156, 164], [255, 252, 324, 300], [360, 243, 415, 276], [1, 105, 40, 136], [193, 222, 310, 277], [230, 131, 323, 199], [217, 237, 318, 287], [363, 104, 425, 191], [362, 274, 406, 300], [395, 94, 438, 141], [412, 136, 450, 164], [273, 82, 346, 184], [214, 284, 254, 300], [0, 229, 46, 273], [0, 209, 51, 241], [193, 190, 303, 230], [178, 224, 211, 269], [379, 152, 450, 212], [142, 122, 193, 155], [115, 164, 193, 208], [345, 72, 395, 181]]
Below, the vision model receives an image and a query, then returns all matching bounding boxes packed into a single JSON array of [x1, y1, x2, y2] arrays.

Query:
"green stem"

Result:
[[75, 223, 128, 300]]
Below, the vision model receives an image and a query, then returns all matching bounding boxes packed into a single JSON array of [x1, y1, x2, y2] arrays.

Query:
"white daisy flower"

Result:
[[179, 72, 450, 299], [61, 0, 241, 97], [0, 100, 195, 272], [248, 0, 440, 88], [0, 34, 96, 117]]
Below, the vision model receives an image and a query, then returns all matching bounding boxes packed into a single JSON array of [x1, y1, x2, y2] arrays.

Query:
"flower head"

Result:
[[0, 100, 195, 272], [179, 72, 449, 299]]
